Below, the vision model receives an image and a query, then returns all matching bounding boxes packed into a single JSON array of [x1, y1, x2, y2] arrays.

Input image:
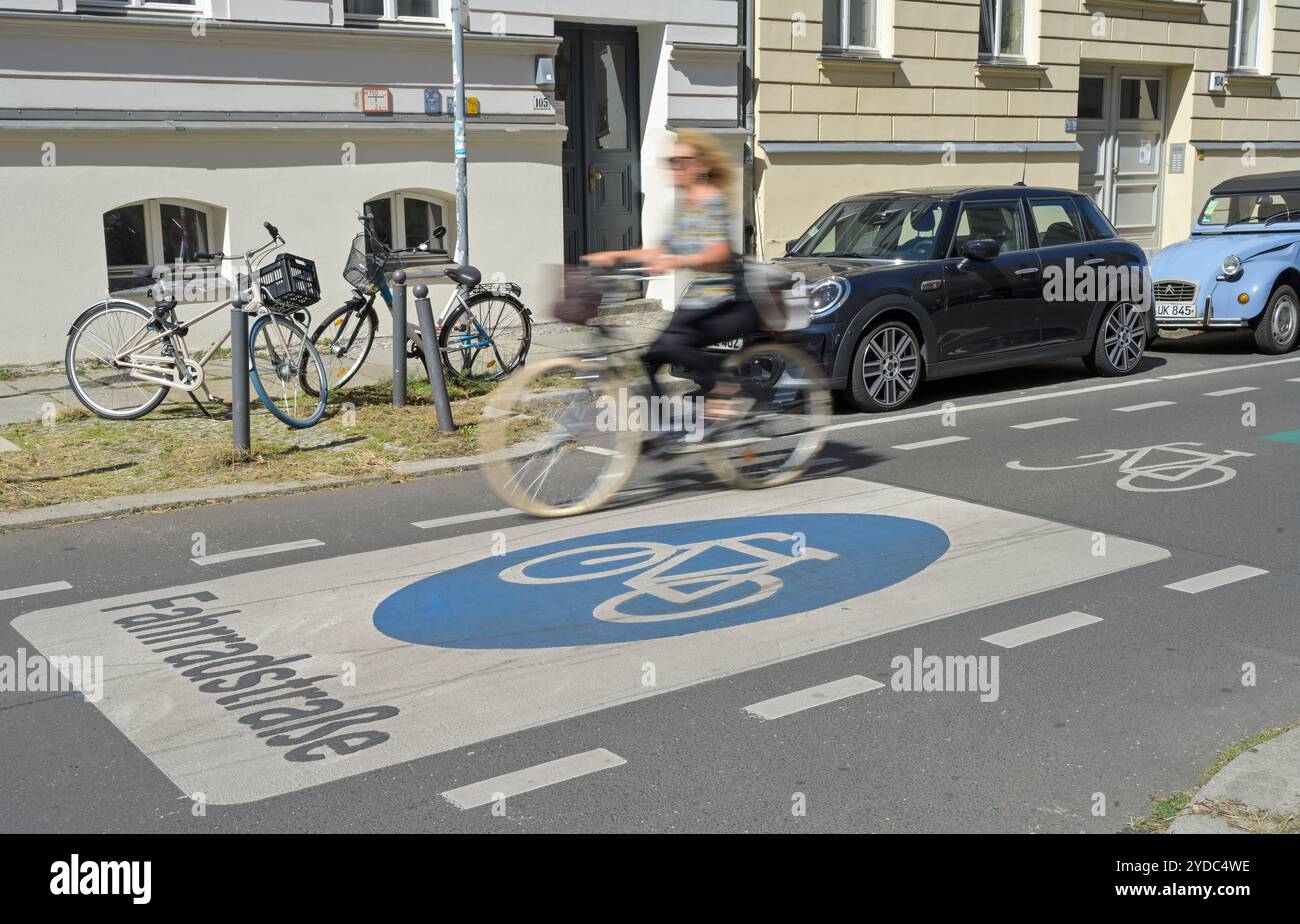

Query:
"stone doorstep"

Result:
[[597, 297, 664, 318]]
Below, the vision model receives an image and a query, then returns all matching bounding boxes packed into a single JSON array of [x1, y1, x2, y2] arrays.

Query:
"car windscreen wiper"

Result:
[[812, 251, 867, 258]]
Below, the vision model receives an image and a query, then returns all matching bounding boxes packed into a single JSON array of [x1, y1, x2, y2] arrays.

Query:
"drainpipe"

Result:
[[740, 0, 756, 257]]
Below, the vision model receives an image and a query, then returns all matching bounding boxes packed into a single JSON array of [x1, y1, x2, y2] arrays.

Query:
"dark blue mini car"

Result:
[[759, 186, 1152, 412]]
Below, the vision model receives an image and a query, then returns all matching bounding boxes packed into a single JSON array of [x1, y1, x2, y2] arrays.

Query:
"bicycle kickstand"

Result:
[[186, 390, 216, 420]]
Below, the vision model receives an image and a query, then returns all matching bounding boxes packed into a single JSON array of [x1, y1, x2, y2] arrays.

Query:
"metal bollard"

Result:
[[229, 297, 251, 452], [413, 284, 456, 433], [391, 269, 407, 408]]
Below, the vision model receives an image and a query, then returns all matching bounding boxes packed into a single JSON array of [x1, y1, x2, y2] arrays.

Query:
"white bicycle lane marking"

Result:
[[1008, 442, 1255, 493], [11, 477, 1168, 804]]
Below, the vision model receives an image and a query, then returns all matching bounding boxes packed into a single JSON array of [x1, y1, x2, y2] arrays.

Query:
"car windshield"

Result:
[[1198, 191, 1300, 228], [790, 197, 947, 261]]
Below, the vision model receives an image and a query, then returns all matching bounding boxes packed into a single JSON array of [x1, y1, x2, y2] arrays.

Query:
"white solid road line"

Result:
[[413, 507, 519, 529], [0, 580, 72, 602], [1159, 355, 1300, 381], [744, 675, 885, 720], [1011, 417, 1077, 430], [1165, 565, 1269, 594], [578, 445, 620, 456], [821, 356, 1300, 435], [440, 748, 626, 810], [1114, 400, 1176, 412], [191, 539, 324, 567], [982, 611, 1103, 649], [1203, 386, 1259, 397], [893, 435, 970, 451]]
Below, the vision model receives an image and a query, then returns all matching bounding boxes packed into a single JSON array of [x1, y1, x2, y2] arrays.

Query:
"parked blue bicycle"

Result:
[[305, 212, 531, 394]]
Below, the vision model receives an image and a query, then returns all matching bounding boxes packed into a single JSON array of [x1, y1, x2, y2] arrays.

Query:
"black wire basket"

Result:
[[342, 233, 383, 291], [255, 253, 321, 311]]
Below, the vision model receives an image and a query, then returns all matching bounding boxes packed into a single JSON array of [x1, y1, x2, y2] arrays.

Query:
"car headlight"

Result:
[[1222, 254, 1242, 277], [809, 276, 849, 317]]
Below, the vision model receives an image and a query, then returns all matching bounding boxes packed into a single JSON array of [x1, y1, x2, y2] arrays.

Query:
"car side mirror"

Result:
[[433, 226, 447, 240], [785, 239, 799, 256], [959, 239, 1001, 262], [955, 239, 1000, 270]]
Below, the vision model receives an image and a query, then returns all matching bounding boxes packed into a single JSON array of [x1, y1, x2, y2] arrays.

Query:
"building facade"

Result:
[[0, 0, 747, 363], [755, 0, 1300, 257]]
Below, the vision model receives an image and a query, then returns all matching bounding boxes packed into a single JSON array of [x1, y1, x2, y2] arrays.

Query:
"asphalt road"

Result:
[[2, 328, 1298, 833]]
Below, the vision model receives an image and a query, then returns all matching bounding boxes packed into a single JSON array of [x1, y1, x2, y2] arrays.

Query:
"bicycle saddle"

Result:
[[444, 264, 482, 288]]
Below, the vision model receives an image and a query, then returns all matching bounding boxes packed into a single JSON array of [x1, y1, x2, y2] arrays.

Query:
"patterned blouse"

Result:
[[663, 191, 736, 309]]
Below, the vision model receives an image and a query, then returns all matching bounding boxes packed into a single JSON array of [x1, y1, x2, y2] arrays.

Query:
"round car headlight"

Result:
[[809, 276, 849, 317], [1222, 254, 1242, 277]]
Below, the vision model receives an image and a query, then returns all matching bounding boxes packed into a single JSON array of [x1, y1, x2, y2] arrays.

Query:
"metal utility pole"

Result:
[[450, 0, 470, 265]]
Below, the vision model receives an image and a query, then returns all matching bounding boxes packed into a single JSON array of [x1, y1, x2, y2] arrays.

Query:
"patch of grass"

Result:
[[1128, 719, 1300, 833], [0, 382, 500, 513], [0, 368, 20, 381]]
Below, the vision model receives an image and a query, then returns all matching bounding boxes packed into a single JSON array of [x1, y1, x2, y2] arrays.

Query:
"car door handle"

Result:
[[1014, 266, 1039, 276]]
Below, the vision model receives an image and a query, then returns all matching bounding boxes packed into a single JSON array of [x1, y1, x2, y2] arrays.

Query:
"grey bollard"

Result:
[[413, 284, 456, 433], [229, 298, 251, 452], [391, 269, 407, 408]]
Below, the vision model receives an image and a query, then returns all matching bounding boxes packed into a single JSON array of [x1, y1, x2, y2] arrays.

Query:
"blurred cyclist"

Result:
[[582, 130, 754, 422]]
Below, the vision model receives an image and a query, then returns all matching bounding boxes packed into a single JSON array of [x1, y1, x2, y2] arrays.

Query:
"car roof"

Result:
[[1210, 170, 1300, 196], [841, 185, 1083, 201]]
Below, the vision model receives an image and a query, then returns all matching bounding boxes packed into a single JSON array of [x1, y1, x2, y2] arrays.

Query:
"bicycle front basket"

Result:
[[342, 233, 381, 290], [257, 253, 322, 311]]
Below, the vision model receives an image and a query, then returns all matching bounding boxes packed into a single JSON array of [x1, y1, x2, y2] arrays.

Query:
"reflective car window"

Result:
[[795, 197, 947, 261], [948, 200, 1027, 256], [1028, 198, 1085, 247], [1076, 196, 1118, 240], [1199, 191, 1300, 227]]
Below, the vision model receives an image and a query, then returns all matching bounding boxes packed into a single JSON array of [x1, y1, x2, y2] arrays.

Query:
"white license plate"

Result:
[[707, 338, 744, 351], [1155, 303, 1199, 320]]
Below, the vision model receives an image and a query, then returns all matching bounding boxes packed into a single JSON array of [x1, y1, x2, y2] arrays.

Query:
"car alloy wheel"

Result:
[[860, 323, 920, 408], [1102, 302, 1146, 373]]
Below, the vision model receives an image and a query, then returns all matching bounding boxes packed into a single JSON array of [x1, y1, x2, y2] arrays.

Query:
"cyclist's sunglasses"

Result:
[[664, 155, 696, 169]]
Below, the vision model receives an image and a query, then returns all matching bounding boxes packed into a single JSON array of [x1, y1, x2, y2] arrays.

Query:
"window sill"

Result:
[[974, 60, 1048, 80], [1083, 0, 1204, 13], [818, 52, 903, 74], [1224, 71, 1277, 89]]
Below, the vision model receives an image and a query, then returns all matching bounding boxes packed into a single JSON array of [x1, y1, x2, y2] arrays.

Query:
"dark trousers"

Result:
[[642, 297, 758, 397]]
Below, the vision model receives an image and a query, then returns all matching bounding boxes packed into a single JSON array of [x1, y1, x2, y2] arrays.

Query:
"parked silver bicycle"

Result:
[[64, 221, 330, 428]]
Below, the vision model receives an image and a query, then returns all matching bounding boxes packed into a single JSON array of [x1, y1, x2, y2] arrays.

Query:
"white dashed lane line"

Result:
[[1011, 417, 1077, 430], [413, 508, 519, 530], [743, 675, 884, 720], [440, 749, 626, 810], [1203, 386, 1259, 397], [981, 611, 1103, 649], [0, 580, 72, 602], [191, 539, 324, 567], [1114, 400, 1177, 413], [1165, 565, 1269, 594], [892, 436, 970, 451]]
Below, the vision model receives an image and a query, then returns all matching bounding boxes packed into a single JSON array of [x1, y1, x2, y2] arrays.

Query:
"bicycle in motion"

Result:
[[64, 221, 330, 428], [481, 264, 831, 517], [306, 211, 531, 394]]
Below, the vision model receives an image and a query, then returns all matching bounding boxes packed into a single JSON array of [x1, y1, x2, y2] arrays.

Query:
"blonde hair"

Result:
[[676, 129, 734, 195]]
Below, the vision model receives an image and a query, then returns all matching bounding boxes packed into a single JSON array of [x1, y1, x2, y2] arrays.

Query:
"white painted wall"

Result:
[[0, 0, 743, 363]]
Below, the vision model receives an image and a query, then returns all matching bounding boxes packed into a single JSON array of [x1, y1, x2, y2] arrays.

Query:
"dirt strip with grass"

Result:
[[0, 380, 494, 511]]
